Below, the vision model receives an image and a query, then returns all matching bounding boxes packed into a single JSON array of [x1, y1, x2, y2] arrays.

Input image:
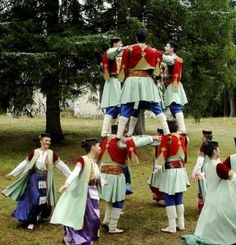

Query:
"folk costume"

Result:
[[148, 129, 165, 205], [2, 148, 71, 228], [116, 41, 169, 138], [101, 47, 122, 137], [50, 155, 101, 244], [162, 54, 188, 133], [192, 130, 213, 211], [157, 132, 189, 233], [123, 165, 133, 195], [99, 135, 157, 233], [182, 141, 236, 245]]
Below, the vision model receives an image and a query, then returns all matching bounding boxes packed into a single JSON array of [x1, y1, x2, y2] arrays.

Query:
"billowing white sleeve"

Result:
[[100, 176, 107, 188], [162, 54, 175, 65], [9, 159, 29, 176], [118, 135, 154, 149], [55, 160, 72, 177], [231, 173, 236, 183], [107, 47, 121, 59], [192, 155, 204, 178], [133, 135, 153, 148], [65, 164, 82, 185]]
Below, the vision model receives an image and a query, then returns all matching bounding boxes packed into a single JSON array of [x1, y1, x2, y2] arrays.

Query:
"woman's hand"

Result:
[[59, 183, 69, 193], [4, 174, 13, 180], [195, 172, 205, 180]]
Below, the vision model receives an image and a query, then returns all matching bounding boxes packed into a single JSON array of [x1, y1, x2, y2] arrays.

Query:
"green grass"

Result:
[[0, 115, 235, 245]]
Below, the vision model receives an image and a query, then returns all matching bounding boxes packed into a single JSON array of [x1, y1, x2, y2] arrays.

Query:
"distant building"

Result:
[[30, 89, 103, 118]]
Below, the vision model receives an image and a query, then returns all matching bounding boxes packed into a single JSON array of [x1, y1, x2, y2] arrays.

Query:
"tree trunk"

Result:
[[45, 78, 64, 141], [134, 110, 145, 135], [223, 90, 229, 117], [229, 89, 236, 117], [44, 0, 63, 141]]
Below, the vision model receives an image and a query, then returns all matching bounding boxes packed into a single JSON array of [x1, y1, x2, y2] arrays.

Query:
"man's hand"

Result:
[[152, 135, 162, 141], [118, 46, 127, 52], [121, 137, 132, 143]]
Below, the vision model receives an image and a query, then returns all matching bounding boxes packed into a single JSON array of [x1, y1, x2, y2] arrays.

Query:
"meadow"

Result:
[[0, 115, 235, 245]]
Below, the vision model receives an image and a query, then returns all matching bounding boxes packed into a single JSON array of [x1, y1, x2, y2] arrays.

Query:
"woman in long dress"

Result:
[[50, 138, 102, 245], [2, 133, 71, 230], [182, 140, 236, 245]]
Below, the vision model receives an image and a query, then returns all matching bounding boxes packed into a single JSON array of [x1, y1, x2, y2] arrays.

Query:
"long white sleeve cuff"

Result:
[[55, 160, 72, 177], [107, 47, 120, 59], [162, 54, 175, 65], [100, 176, 107, 188], [9, 159, 29, 176], [231, 173, 236, 183], [133, 135, 153, 148], [192, 155, 204, 178], [65, 164, 82, 185]]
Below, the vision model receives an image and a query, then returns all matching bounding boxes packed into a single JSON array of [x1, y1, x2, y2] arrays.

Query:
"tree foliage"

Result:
[[179, 0, 236, 118], [0, 0, 236, 138]]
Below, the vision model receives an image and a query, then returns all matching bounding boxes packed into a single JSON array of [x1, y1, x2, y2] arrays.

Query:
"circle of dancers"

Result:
[[2, 29, 236, 245]]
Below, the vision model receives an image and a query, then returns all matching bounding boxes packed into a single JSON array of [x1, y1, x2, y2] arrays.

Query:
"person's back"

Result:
[[116, 29, 170, 138], [157, 120, 189, 234], [124, 44, 157, 72]]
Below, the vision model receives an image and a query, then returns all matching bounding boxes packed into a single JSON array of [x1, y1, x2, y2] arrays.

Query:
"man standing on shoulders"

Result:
[[116, 29, 170, 138], [162, 41, 188, 133], [101, 37, 123, 137]]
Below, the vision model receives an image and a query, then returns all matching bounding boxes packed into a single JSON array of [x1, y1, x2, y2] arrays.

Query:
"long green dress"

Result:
[[182, 157, 236, 245]]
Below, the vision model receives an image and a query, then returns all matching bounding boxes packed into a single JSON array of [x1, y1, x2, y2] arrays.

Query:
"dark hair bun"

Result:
[[81, 140, 87, 149], [39, 133, 51, 139], [202, 140, 218, 157], [81, 138, 99, 153]]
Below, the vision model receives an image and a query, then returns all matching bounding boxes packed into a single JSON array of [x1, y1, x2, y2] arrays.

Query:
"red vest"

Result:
[[157, 134, 187, 164], [98, 137, 137, 164], [163, 56, 183, 86], [102, 51, 120, 80]]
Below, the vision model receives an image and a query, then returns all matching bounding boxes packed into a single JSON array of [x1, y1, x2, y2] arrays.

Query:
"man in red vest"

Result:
[[162, 41, 188, 133], [116, 29, 170, 138], [101, 37, 123, 137]]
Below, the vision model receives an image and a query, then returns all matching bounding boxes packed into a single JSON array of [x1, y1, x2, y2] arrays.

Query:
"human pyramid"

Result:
[[2, 29, 236, 245]]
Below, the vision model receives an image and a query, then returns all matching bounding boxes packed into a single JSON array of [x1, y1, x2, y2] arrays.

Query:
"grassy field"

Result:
[[0, 115, 235, 245]]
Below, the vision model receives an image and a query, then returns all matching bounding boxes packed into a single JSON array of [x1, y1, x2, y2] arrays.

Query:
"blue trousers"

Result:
[[105, 106, 120, 119], [120, 101, 163, 118], [163, 192, 183, 206], [123, 166, 131, 184], [169, 102, 184, 116], [112, 200, 125, 209]]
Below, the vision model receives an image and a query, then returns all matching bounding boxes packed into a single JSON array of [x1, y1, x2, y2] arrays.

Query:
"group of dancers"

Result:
[[2, 28, 236, 245]]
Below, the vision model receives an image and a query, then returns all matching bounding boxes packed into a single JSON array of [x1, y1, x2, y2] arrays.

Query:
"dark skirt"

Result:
[[64, 186, 100, 245], [12, 171, 51, 224]]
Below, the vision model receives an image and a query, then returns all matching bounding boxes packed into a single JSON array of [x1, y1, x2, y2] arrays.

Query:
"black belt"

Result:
[[110, 74, 118, 78], [89, 179, 97, 186]]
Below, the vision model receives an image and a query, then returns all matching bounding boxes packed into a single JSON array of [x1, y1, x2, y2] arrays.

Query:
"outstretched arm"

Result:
[[132, 135, 161, 148], [119, 135, 161, 148], [107, 47, 123, 59], [5, 159, 29, 178], [162, 54, 175, 65], [216, 157, 233, 180], [192, 154, 205, 179], [59, 162, 82, 192], [55, 159, 72, 177]]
